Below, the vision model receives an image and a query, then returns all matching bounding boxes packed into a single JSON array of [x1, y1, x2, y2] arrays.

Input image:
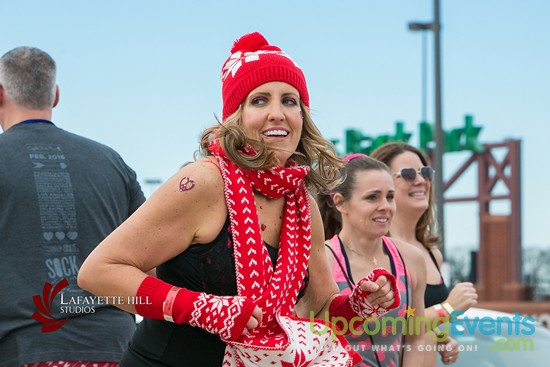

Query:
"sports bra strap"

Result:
[[427, 248, 442, 273], [381, 236, 409, 280], [327, 235, 350, 285]]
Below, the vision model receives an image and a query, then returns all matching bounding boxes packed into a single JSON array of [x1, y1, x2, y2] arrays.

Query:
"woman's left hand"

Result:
[[438, 335, 459, 365]]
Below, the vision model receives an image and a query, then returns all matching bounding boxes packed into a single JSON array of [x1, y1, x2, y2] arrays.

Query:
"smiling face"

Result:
[[389, 151, 431, 215], [241, 81, 303, 166], [336, 169, 396, 239]]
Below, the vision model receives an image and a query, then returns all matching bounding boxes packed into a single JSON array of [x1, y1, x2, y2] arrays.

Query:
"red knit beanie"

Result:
[[221, 32, 309, 121]]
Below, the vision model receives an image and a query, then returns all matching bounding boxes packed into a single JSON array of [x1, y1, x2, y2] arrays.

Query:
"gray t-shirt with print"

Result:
[[0, 121, 146, 366]]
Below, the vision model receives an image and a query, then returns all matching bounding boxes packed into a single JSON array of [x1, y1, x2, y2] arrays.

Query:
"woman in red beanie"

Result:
[[79, 32, 399, 367]]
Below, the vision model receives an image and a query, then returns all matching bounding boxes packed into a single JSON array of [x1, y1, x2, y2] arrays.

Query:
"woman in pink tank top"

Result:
[[317, 153, 427, 367]]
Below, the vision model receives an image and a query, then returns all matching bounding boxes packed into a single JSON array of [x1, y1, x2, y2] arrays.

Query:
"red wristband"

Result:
[[162, 286, 181, 322], [135, 276, 173, 320], [135, 276, 198, 324]]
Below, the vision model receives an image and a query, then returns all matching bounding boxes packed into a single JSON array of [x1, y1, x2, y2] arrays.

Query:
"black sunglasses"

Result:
[[394, 166, 435, 181]]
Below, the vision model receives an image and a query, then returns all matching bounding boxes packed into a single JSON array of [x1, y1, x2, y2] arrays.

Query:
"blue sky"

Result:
[[2, 1, 549, 252]]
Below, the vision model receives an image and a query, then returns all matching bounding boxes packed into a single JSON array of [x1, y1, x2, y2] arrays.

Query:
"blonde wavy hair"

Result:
[[198, 101, 343, 193]]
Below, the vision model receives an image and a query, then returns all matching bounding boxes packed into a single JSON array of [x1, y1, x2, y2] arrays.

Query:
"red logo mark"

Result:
[[32, 278, 69, 332]]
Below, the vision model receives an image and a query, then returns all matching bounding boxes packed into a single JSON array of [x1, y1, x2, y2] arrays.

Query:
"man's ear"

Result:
[[53, 85, 59, 108]]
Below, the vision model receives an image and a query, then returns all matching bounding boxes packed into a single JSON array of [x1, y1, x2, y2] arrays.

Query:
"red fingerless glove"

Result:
[[135, 276, 257, 341], [329, 268, 400, 332]]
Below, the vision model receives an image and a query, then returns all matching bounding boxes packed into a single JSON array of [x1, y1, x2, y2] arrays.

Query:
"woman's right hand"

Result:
[[445, 282, 478, 313]]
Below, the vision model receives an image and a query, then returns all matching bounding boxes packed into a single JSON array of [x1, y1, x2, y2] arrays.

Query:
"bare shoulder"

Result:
[[85, 158, 228, 273], [309, 194, 325, 251], [147, 159, 220, 205], [308, 194, 323, 248], [305, 193, 332, 271], [309, 195, 335, 264], [429, 246, 444, 267], [390, 237, 427, 288], [390, 237, 425, 267], [143, 158, 227, 244], [308, 193, 319, 209], [175, 157, 221, 184], [177, 158, 226, 237], [163, 158, 222, 199]]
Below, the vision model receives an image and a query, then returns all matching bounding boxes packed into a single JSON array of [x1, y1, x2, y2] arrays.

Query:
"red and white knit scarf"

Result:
[[209, 139, 360, 367]]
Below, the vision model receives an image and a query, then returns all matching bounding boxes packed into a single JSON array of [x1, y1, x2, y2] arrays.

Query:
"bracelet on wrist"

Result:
[[163, 286, 181, 322], [441, 301, 454, 316]]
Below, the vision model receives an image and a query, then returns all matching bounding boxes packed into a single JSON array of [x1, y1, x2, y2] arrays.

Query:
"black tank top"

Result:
[[121, 216, 308, 367], [424, 248, 450, 308]]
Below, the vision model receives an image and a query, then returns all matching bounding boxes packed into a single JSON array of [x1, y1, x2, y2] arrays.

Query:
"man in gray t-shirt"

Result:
[[0, 47, 146, 367]]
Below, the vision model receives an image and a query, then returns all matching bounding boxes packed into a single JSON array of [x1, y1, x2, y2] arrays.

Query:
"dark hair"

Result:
[[317, 155, 391, 240], [370, 142, 440, 249]]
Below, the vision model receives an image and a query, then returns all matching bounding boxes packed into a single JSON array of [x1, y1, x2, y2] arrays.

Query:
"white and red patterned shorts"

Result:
[[22, 362, 118, 367]]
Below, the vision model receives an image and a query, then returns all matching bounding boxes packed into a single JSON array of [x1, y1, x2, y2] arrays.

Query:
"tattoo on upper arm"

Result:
[[179, 177, 196, 192]]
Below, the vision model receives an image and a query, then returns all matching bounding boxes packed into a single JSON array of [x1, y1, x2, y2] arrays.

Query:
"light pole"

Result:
[[407, 22, 432, 124], [408, 0, 446, 256]]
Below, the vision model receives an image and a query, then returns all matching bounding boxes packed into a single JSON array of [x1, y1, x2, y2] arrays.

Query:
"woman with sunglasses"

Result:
[[371, 142, 478, 366]]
